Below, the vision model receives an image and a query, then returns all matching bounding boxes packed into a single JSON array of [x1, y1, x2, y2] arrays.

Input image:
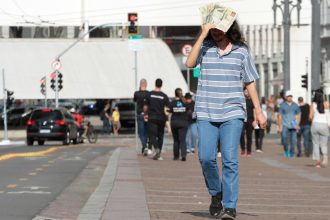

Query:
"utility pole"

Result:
[[311, 0, 321, 91], [273, 0, 302, 91], [1, 69, 10, 144]]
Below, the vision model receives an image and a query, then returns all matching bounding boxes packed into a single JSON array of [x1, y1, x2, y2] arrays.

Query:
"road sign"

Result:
[[181, 44, 192, 56], [193, 67, 201, 78], [51, 60, 61, 70], [128, 35, 143, 51]]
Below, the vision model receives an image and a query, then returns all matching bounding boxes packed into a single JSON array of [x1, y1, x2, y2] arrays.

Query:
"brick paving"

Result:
[[138, 135, 330, 220], [31, 134, 330, 220]]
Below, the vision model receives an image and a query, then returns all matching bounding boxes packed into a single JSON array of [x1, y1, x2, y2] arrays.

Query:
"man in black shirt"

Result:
[[145, 78, 169, 160], [169, 88, 188, 161], [297, 97, 311, 157], [134, 78, 150, 156], [240, 87, 256, 156]]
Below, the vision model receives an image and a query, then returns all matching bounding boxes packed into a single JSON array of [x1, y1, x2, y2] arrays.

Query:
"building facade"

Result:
[[321, 0, 330, 95]]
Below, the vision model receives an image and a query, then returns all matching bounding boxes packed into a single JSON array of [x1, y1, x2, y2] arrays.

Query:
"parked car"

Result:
[[114, 100, 135, 129], [0, 107, 26, 126], [26, 108, 79, 146]]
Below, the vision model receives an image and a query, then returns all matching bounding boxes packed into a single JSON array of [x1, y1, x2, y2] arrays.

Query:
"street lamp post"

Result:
[[273, 0, 302, 91]]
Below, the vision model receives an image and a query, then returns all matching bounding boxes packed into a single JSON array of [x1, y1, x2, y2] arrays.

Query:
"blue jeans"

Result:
[[137, 114, 148, 148], [281, 126, 296, 156], [297, 125, 311, 155], [102, 119, 111, 134], [197, 119, 243, 208], [186, 122, 198, 150]]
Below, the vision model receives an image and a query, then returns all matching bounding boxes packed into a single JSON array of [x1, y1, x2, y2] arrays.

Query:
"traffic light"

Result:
[[58, 72, 63, 91], [50, 78, 55, 91], [6, 90, 14, 108], [128, 12, 138, 34], [301, 74, 308, 89], [40, 77, 46, 95]]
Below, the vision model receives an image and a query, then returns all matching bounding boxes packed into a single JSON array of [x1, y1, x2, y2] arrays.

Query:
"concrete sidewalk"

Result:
[[31, 133, 330, 220], [96, 134, 330, 220]]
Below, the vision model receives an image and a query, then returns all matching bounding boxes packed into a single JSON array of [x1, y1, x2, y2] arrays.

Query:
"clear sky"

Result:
[[0, 0, 312, 26]]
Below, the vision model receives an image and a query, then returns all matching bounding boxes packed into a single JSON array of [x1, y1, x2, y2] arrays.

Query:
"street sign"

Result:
[[51, 60, 61, 70], [128, 35, 143, 51], [181, 44, 192, 56]]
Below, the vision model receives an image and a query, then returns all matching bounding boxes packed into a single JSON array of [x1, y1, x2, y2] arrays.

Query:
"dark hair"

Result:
[[175, 88, 182, 98], [226, 21, 247, 47], [205, 21, 247, 47], [313, 89, 325, 113], [261, 97, 266, 105], [298, 97, 303, 102], [155, 78, 162, 88]]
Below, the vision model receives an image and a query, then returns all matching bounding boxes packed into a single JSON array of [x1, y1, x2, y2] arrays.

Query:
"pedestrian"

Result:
[[254, 97, 267, 153], [265, 105, 273, 134], [297, 96, 311, 157], [133, 78, 150, 155], [185, 4, 266, 219], [145, 78, 169, 160], [240, 87, 256, 157], [185, 92, 198, 154], [112, 106, 121, 136], [168, 88, 188, 161], [100, 102, 112, 135], [309, 89, 329, 168], [277, 90, 301, 158]]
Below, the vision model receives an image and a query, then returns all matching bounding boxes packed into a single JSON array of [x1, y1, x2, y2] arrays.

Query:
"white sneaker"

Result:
[[322, 155, 328, 167], [186, 149, 191, 153], [147, 149, 153, 155], [217, 152, 222, 158], [256, 149, 263, 153]]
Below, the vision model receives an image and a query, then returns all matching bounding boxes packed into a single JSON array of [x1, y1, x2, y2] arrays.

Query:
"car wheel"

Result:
[[38, 140, 45, 146], [63, 131, 70, 145], [72, 131, 79, 144], [27, 138, 34, 146]]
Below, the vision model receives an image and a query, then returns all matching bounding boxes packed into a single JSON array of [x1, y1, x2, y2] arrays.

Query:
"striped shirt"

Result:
[[194, 40, 259, 122]]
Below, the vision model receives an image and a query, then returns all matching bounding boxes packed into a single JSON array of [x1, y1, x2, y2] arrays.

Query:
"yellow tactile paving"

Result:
[[7, 184, 17, 188]]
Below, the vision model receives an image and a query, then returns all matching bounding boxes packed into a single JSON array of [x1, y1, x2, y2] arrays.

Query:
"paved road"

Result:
[[0, 142, 115, 220], [1, 134, 330, 220]]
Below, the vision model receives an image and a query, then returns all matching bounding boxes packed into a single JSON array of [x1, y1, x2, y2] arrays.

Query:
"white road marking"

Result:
[[7, 191, 51, 195]]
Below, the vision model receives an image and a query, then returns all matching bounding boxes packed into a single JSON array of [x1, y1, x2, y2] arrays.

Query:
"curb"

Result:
[[77, 148, 120, 220]]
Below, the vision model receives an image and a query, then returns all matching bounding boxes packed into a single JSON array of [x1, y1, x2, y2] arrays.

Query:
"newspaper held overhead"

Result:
[[200, 3, 237, 33]]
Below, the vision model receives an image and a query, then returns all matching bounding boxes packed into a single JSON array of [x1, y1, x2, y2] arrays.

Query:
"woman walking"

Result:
[[310, 89, 329, 168]]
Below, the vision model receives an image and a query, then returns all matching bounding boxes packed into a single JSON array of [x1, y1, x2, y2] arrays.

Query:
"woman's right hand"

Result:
[[200, 23, 216, 40]]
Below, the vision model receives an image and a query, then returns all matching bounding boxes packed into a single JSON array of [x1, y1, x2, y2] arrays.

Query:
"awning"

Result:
[[0, 38, 188, 99]]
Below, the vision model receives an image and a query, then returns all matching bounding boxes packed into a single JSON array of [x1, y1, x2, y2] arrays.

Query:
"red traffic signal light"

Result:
[[127, 13, 138, 34], [128, 13, 138, 22]]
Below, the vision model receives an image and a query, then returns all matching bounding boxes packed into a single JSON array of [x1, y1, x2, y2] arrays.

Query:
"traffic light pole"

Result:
[[1, 68, 9, 143], [306, 58, 311, 104], [273, 0, 301, 91], [55, 70, 59, 108], [44, 76, 48, 108]]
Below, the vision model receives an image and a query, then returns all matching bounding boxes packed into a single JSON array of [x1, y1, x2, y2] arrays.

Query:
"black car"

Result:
[[26, 108, 79, 146]]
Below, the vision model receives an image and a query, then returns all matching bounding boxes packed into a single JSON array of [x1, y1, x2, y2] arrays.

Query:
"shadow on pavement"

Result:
[[181, 211, 214, 219]]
